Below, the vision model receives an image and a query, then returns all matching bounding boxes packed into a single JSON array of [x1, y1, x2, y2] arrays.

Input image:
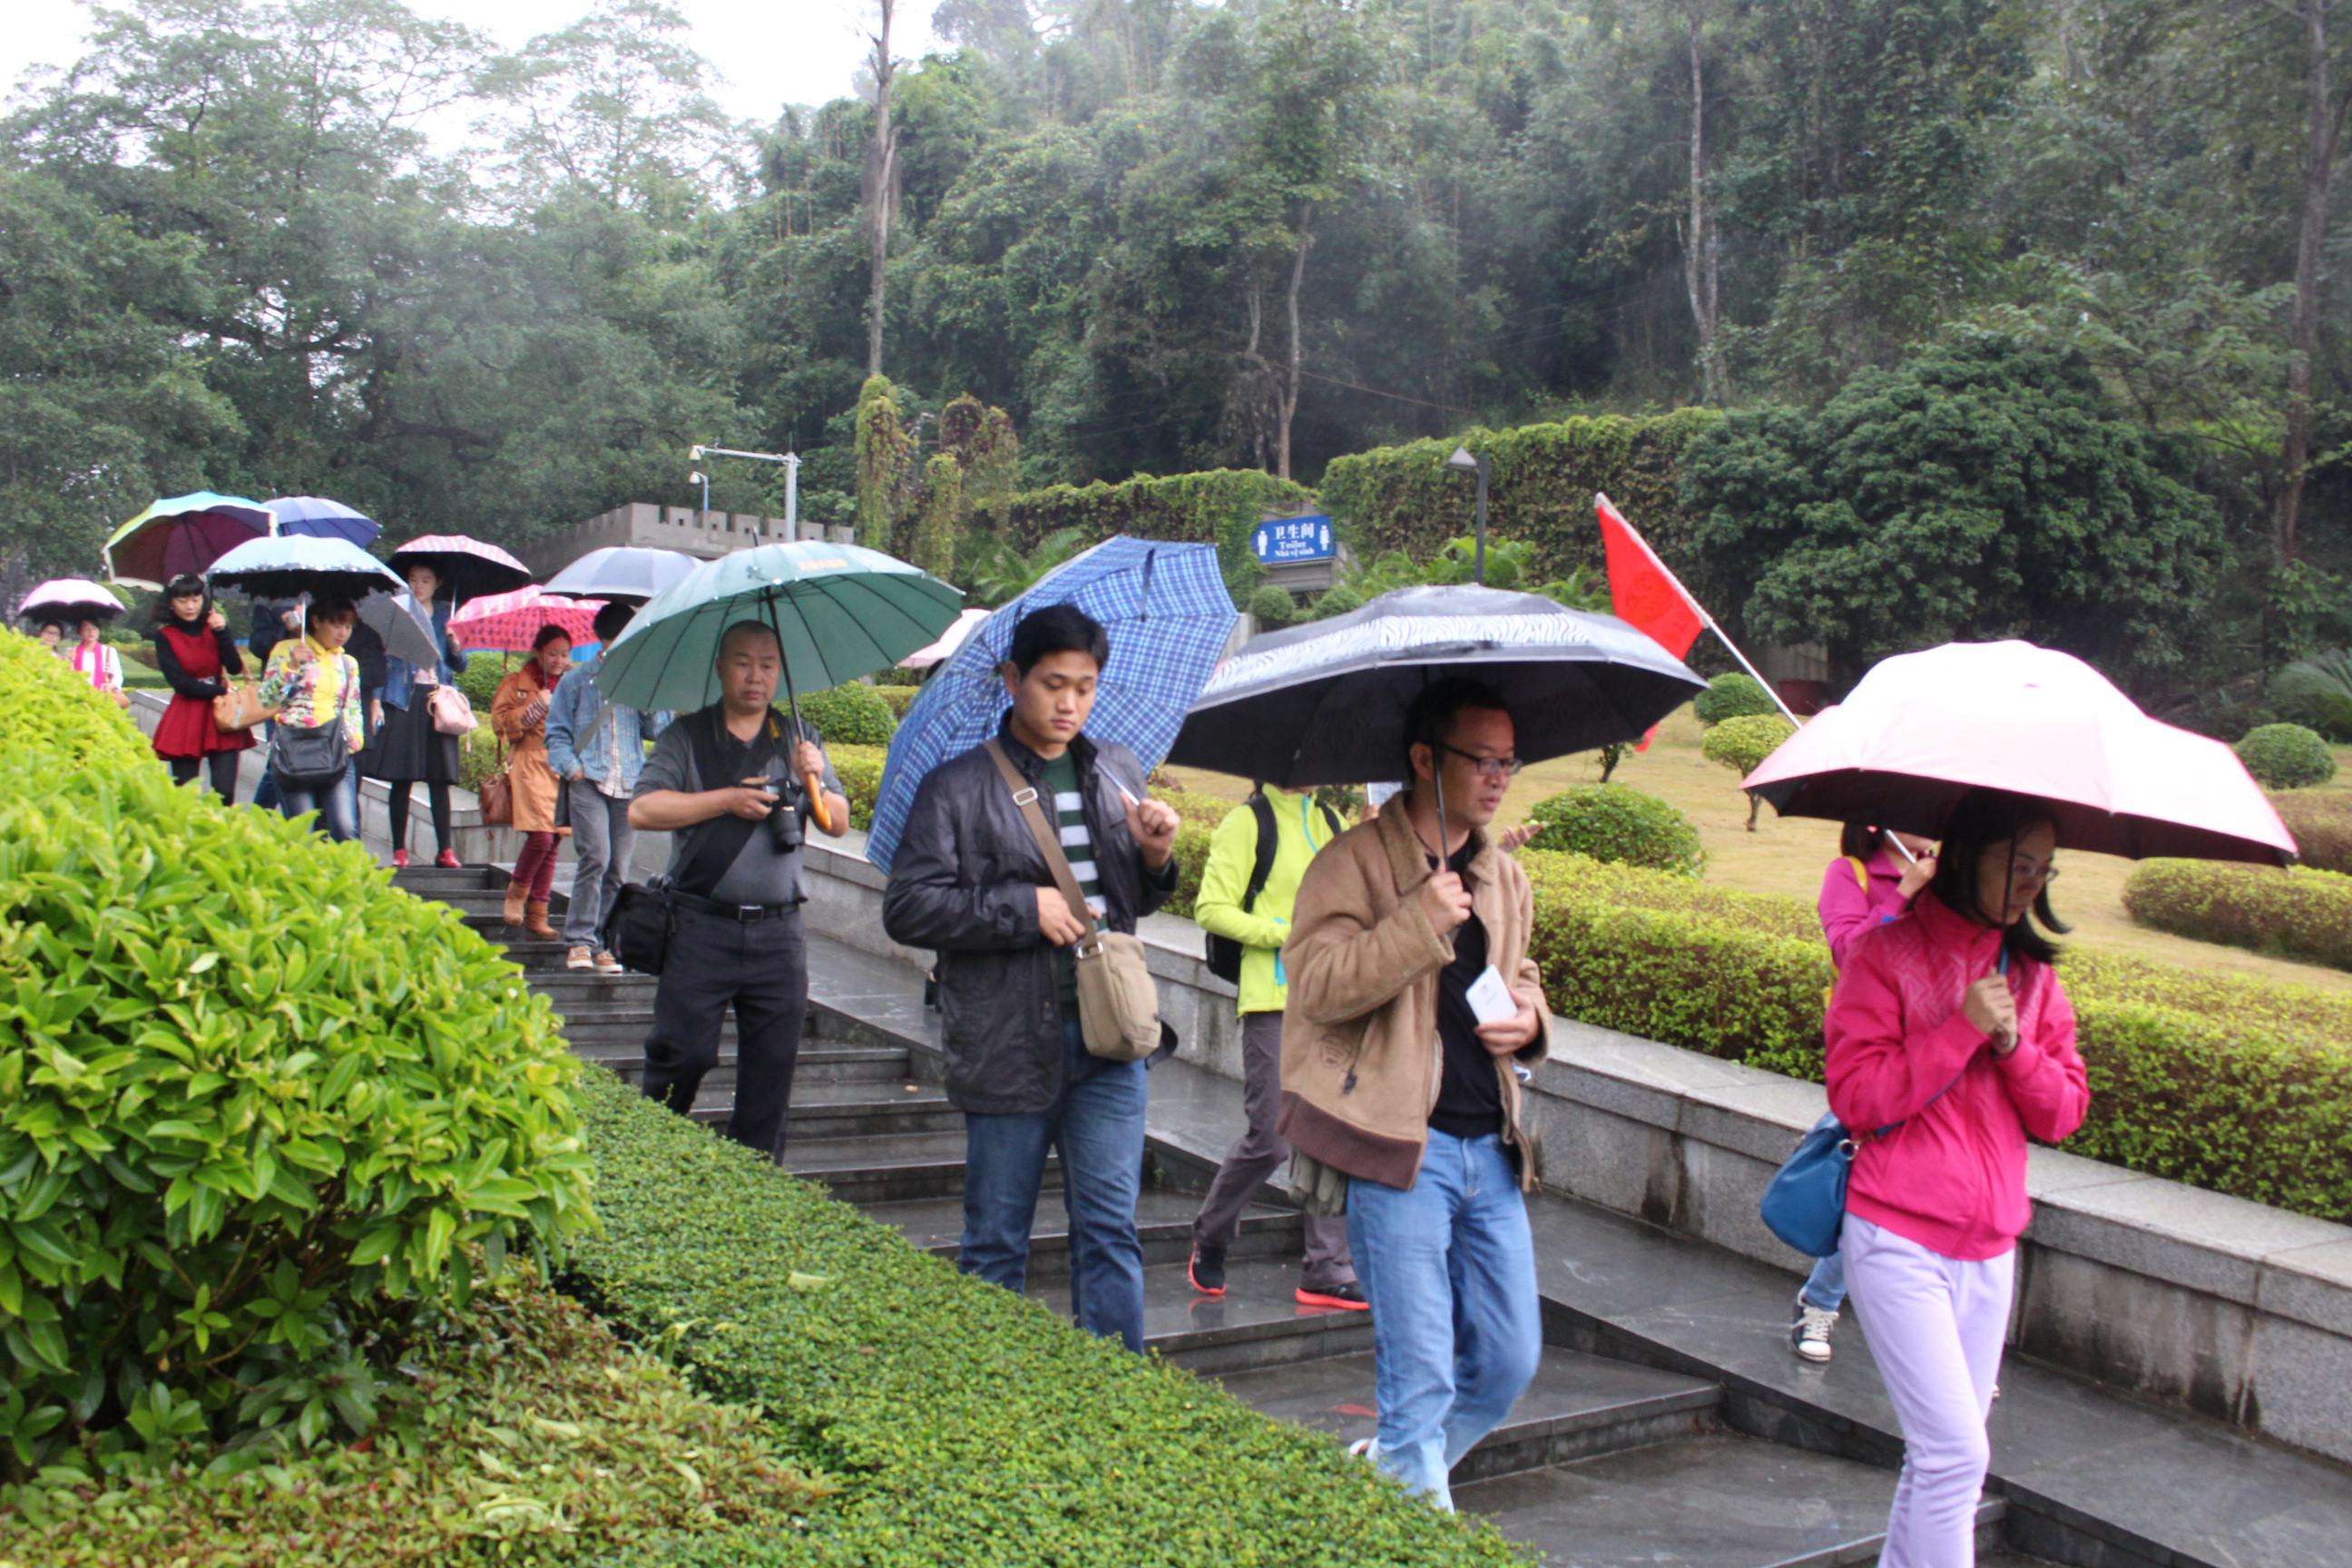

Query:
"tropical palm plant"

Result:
[[964, 527, 1091, 607], [2269, 649, 2352, 741]]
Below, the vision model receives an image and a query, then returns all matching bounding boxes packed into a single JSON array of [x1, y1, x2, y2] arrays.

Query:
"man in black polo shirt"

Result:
[[630, 620, 848, 1160]]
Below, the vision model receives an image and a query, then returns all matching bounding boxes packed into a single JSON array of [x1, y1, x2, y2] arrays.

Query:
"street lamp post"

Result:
[[690, 444, 803, 539], [1446, 446, 1489, 583]]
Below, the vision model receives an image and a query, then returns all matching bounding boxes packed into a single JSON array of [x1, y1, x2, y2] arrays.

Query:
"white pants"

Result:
[[1844, 1214, 2014, 1568]]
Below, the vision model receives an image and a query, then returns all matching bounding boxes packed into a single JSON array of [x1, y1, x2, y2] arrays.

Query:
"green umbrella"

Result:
[[598, 542, 964, 830]]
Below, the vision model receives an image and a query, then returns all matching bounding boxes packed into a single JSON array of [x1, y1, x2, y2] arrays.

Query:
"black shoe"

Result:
[[1188, 1241, 1227, 1297], [1297, 1281, 1369, 1312], [924, 972, 939, 1010]]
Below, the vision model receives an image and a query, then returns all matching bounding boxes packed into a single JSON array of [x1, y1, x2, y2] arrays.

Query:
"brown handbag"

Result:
[[477, 767, 514, 825], [212, 681, 269, 733], [983, 740, 1161, 1063]]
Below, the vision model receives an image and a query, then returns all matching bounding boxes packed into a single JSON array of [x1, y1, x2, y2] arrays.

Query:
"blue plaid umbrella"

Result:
[[864, 536, 1237, 874]]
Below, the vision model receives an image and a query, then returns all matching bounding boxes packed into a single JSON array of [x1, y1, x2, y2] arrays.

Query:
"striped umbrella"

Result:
[[387, 534, 532, 603], [103, 493, 275, 589], [864, 536, 1237, 874], [449, 586, 606, 652]]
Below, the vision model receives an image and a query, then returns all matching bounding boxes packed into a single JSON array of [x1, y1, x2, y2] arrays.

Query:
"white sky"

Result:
[[2, 0, 948, 127]]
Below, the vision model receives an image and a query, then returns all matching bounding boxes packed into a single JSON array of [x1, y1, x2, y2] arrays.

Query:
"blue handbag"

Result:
[[1760, 951, 2007, 1257]]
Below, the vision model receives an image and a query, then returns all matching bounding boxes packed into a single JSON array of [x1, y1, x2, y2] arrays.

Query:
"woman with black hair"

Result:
[[149, 573, 254, 801], [1825, 789, 2090, 1568], [365, 561, 468, 867]]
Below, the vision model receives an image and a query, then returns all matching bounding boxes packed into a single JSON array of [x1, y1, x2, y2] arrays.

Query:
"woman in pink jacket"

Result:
[[1825, 790, 2090, 1568]]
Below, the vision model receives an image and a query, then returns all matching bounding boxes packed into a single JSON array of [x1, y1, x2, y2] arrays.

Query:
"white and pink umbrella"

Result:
[[387, 534, 532, 603], [448, 586, 605, 652], [18, 578, 125, 625], [1742, 641, 2297, 866], [898, 606, 992, 671]]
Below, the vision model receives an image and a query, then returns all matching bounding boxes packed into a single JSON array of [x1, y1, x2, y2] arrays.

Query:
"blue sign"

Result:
[[1252, 514, 1335, 564]]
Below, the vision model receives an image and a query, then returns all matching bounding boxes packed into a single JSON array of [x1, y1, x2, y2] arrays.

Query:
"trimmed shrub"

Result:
[[453, 652, 511, 719], [2235, 722, 2337, 789], [799, 682, 897, 749], [1522, 785, 1706, 877], [1518, 848, 2352, 1220], [1246, 583, 1299, 628], [873, 684, 919, 719], [1163, 821, 1216, 920], [0, 633, 593, 1478], [1691, 671, 1778, 726], [827, 742, 887, 833], [5, 1273, 828, 1563], [2123, 859, 2352, 971], [562, 1070, 1522, 1566], [1701, 713, 1798, 829], [2270, 789, 2352, 874]]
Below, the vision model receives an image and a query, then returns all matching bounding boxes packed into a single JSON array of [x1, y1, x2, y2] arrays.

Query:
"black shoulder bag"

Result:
[[602, 710, 782, 973]]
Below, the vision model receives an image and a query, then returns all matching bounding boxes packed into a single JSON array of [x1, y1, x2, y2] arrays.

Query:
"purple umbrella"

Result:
[[103, 493, 275, 589]]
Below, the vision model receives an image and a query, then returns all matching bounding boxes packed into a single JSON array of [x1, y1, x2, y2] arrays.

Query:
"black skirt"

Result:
[[364, 695, 462, 783]]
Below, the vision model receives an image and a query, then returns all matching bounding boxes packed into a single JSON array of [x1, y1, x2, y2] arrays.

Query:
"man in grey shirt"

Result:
[[630, 620, 849, 1161]]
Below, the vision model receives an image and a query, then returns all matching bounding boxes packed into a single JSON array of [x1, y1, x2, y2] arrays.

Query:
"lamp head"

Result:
[[1446, 446, 1480, 472], [690, 445, 706, 461]]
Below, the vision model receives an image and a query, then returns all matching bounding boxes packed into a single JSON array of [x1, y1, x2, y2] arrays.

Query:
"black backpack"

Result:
[[1205, 792, 1343, 984]]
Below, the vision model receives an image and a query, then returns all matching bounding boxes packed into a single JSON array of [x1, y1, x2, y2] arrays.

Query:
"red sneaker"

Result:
[[391, 849, 410, 868], [435, 850, 462, 869]]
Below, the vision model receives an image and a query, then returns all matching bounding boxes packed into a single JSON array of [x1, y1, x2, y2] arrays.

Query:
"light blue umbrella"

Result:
[[864, 536, 1238, 874], [264, 495, 380, 547]]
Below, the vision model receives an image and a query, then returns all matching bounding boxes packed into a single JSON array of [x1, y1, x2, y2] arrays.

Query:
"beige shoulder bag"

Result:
[[983, 740, 1161, 1063]]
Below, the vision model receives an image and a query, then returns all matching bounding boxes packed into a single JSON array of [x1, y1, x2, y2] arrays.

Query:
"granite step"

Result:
[[780, 1130, 1042, 1205], [588, 1045, 916, 1096], [526, 973, 664, 1011], [1078, 1257, 1377, 1375], [1212, 1348, 1723, 1485], [390, 865, 502, 895], [865, 1187, 1303, 1273], [1450, 1432, 2004, 1568]]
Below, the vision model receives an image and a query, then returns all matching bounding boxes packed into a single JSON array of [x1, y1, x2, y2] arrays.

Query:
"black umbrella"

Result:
[[1167, 584, 1706, 789], [386, 534, 533, 603]]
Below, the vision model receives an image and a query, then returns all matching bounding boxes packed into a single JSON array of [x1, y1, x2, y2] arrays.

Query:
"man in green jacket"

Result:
[[1188, 785, 1366, 1309]]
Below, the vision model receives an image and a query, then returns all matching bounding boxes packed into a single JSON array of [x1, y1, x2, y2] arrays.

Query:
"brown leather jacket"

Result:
[[1276, 804, 1552, 1191]]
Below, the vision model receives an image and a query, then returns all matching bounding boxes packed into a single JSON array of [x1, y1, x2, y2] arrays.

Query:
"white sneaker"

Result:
[[565, 945, 595, 971], [1347, 1436, 1378, 1461], [1792, 1295, 1838, 1364]]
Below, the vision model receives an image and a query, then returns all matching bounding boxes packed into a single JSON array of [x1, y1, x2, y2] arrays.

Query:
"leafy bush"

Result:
[[0, 634, 593, 1478], [562, 1070, 1522, 1567], [1691, 671, 1778, 726], [799, 682, 897, 749], [2270, 789, 2352, 874], [1522, 785, 1706, 877], [1246, 583, 1299, 628], [453, 652, 510, 719], [2123, 859, 2352, 971], [2268, 648, 2352, 741], [826, 742, 886, 833], [1163, 821, 1217, 920], [1701, 713, 1798, 829], [2235, 722, 2337, 789], [1518, 849, 2352, 1220], [4, 1273, 828, 1565], [872, 684, 919, 719]]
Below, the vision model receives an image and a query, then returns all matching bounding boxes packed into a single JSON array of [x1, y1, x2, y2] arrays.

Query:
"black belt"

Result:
[[668, 887, 801, 922]]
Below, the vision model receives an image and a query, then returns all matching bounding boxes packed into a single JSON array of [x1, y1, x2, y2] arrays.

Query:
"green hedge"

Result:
[[2271, 789, 2352, 874], [1524, 786, 1707, 877], [562, 1071, 1522, 1567], [799, 682, 897, 749], [1692, 672, 1778, 726], [2235, 723, 2337, 789], [0, 632, 594, 1481], [971, 469, 1315, 591], [2123, 859, 2352, 971], [1519, 848, 2352, 1220], [873, 684, 920, 719], [828, 743, 886, 833], [1318, 410, 1720, 590]]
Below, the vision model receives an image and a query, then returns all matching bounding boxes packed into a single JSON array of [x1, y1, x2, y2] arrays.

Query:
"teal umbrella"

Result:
[[598, 542, 964, 829]]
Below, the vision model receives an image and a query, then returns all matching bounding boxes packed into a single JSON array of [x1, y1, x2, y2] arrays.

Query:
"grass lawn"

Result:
[[1163, 708, 2352, 995]]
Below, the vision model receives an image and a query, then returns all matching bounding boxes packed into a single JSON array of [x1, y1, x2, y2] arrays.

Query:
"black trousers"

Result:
[[169, 752, 240, 802], [641, 904, 809, 1161]]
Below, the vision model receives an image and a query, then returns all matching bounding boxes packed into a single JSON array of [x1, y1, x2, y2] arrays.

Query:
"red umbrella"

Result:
[[1742, 641, 2297, 866], [387, 534, 532, 603], [447, 586, 604, 652]]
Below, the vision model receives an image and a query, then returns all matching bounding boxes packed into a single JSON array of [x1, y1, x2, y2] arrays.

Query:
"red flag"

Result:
[[1596, 494, 1709, 750], [1596, 493, 1705, 658]]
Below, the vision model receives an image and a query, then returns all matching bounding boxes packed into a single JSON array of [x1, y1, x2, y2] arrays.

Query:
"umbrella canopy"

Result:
[[864, 536, 1237, 874], [1742, 641, 2297, 866], [18, 579, 125, 625], [387, 534, 533, 603], [103, 493, 275, 589], [449, 586, 606, 652], [358, 591, 442, 667], [899, 606, 993, 671], [207, 534, 406, 603], [1166, 584, 1707, 788], [599, 541, 963, 715], [264, 495, 380, 546], [543, 545, 699, 604]]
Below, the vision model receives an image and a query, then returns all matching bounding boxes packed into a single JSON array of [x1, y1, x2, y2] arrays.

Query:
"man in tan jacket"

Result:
[[1277, 677, 1552, 1509]]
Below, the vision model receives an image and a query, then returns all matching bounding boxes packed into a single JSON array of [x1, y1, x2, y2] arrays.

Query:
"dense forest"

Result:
[[3, 0, 2346, 702]]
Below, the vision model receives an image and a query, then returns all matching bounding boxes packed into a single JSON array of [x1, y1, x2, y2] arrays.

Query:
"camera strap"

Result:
[[675, 707, 785, 898]]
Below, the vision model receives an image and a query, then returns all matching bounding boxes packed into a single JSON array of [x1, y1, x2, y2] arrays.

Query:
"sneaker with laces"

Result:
[[1187, 1240, 1227, 1297], [565, 946, 595, 971], [593, 950, 623, 975], [1347, 1436, 1377, 1461], [1791, 1294, 1838, 1363], [1297, 1281, 1370, 1312]]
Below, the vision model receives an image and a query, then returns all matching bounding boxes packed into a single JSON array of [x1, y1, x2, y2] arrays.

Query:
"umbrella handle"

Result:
[[804, 770, 835, 834]]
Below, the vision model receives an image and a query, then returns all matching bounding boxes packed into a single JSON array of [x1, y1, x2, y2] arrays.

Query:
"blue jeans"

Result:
[[959, 1020, 1148, 1351], [279, 772, 359, 842], [1346, 1128, 1543, 1509], [251, 722, 279, 810], [1803, 1249, 1848, 1311]]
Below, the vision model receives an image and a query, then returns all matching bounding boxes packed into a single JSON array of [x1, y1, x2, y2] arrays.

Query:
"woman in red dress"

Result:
[[149, 573, 254, 801]]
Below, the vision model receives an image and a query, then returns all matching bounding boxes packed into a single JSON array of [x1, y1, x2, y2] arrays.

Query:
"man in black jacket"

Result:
[[882, 604, 1180, 1352]]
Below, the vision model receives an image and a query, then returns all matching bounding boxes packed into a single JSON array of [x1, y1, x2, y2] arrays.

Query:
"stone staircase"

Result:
[[402, 863, 2060, 1567]]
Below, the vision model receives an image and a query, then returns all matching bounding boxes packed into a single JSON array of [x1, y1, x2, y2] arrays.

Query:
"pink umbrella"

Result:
[[899, 606, 991, 671], [1743, 641, 2297, 866], [447, 587, 605, 652], [18, 578, 125, 624], [387, 534, 532, 603]]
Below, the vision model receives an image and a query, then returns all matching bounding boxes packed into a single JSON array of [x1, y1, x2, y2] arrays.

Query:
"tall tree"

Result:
[[865, 0, 900, 375]]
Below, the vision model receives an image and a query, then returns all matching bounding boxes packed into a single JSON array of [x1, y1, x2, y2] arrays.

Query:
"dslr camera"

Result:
[[762, 769, 805, 854]]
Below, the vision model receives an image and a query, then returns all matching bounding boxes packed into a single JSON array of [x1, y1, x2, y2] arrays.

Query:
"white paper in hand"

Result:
[[1464, 965, 1518, 1028]]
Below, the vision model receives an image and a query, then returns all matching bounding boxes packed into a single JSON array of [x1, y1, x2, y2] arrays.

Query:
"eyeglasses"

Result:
[[1439, 743, 1524, 779], [2007, 858, 2059, 887]]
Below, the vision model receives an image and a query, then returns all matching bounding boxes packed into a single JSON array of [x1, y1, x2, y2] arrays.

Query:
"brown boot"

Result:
[[502, 882, 527, 926], [524, 900, 559, 941]]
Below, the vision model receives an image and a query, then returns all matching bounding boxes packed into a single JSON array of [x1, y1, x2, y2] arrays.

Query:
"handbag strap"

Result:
[[983, 740, 1100, 941]]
